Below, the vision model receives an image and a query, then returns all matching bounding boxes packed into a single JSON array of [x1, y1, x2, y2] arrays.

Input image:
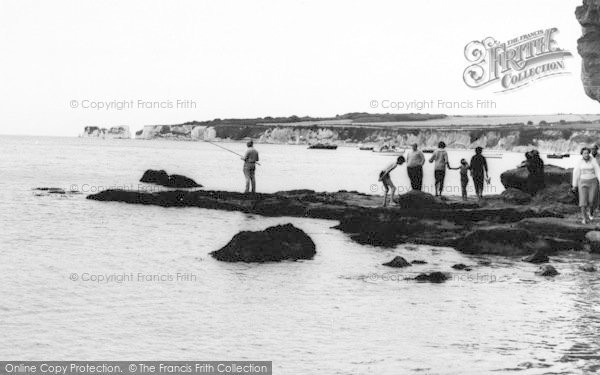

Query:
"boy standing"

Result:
[[379, 156, 406, 206]]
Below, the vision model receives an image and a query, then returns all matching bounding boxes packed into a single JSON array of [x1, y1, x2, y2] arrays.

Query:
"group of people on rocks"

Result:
[[240, 139, 600, 225], [378, 142, 490, 206]]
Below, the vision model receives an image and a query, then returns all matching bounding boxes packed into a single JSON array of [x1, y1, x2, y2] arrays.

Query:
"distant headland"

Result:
[[80, 113, 600, 153]]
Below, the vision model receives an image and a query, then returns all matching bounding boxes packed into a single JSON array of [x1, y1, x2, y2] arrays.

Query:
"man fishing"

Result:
[[241, 140, 259, 193]]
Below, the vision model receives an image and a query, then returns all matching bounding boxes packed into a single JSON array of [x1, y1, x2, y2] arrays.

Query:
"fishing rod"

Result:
[[204, 140, 261, 165]]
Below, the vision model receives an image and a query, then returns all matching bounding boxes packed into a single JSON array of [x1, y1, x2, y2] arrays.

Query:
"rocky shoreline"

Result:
[[87, 165, 600, 260]]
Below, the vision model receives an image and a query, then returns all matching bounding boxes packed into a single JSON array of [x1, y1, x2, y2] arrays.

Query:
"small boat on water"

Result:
[[359, 146, 374, 151], [308, 143, 338, 150], [422, 149, 434, 153], [547, 153, 570, 159], [483, 154, 503, 159], [372, 145, 403, 154]]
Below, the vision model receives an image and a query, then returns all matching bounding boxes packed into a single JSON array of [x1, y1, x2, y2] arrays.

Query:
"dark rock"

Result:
[[452, 263, 472, 271], [501, 188, 532, 204], [585, 231, 600, 253], [395, 190, 438, 209], [413, 272, 449, 283], [411, 260, 428, 264], [140, 169, 170, 185], [532, 183, 577, 205], [522, 251, 549, 264], [576, 0, 600, 103], [580, 263, 597, 272], [519, 218, 591, 244], [382, 256, 411, 268], [500, 165, 572, 192], [140, 169, 202, 188], [210, 223, 316, 262], [585, 230, 600, 253], [535, 264, 559, 277], [456, 226, 549, 256], [32, 187, 81, 196], [168, 174, 202, 188]]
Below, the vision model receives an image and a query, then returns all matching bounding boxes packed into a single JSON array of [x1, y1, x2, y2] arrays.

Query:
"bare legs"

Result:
[[244, 168, 256, 193], [383, 183, 396, 207]]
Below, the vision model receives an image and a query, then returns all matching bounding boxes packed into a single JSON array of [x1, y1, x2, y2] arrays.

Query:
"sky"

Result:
[[0, 0, 598, 136]]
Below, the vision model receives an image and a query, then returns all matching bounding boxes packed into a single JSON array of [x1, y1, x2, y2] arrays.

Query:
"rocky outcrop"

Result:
[[383, 256, 411, 268], [210, 224, 316, 262], [522, 251, 550, 264], [32, 187, 81, 196], [456, 227, 550, 256], [451, 263, 472, 271], [576, 0, 600, 103], [81, 126, 130, 139], [501, 188, 532, 204], [139, 170, 202, 188], [585, 230, 600, 252], [413, 272, 449, 283], [580, 263, 597, 272], [536, 265, 559, 277], [532, 183, 577, 205], [87, 187, 578, 257], [500, 165, 572, 191]]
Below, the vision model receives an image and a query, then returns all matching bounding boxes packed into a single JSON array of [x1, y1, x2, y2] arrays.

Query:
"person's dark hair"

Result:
[[438, 141, 446, 149], [581, 147, 591, 155], [475, 147, 483, 154], [397, 156, 405, 164], [247, 140, 253, 147], [525, 151, 532, 160]]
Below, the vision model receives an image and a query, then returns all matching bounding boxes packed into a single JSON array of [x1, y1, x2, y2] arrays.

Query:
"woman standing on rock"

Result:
[[470, 147, 488, 200], [572, 147, 600, 224]]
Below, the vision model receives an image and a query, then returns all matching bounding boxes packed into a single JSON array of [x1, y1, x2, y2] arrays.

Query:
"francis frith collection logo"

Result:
[[463, 28, 572, 92]]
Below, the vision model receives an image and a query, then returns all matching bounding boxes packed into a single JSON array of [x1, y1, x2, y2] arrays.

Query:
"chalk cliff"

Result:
[[81, 126, 130, 139], [130, 123, 600, 152], [135, 125, 216, 140]]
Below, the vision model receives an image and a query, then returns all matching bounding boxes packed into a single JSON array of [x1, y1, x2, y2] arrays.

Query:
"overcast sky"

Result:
[[0, 0, 597, 136]]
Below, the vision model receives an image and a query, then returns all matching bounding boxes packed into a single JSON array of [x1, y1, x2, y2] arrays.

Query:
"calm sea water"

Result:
[[1, 135, 599, 374]]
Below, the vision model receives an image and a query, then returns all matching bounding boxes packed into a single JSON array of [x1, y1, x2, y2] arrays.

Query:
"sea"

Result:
[[1, 135, 599, 374]]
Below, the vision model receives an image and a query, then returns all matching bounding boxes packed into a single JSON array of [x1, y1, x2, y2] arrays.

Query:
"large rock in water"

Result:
[[536, 265, 559, 277], [500, 165, 572, 192], [140, 169, 202, 188], [382, 256, 411, 268], [577, 0, 600, 103], [211, 224, 316, 262]]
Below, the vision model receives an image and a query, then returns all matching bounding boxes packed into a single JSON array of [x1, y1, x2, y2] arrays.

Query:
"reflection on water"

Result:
[[0, 136, 598, 374]]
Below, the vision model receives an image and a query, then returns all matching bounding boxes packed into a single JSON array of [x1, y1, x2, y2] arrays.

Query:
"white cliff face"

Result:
[[82, 126, 130, 139], [191, 126, 216, 140], [128, 123, 600, 152]]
